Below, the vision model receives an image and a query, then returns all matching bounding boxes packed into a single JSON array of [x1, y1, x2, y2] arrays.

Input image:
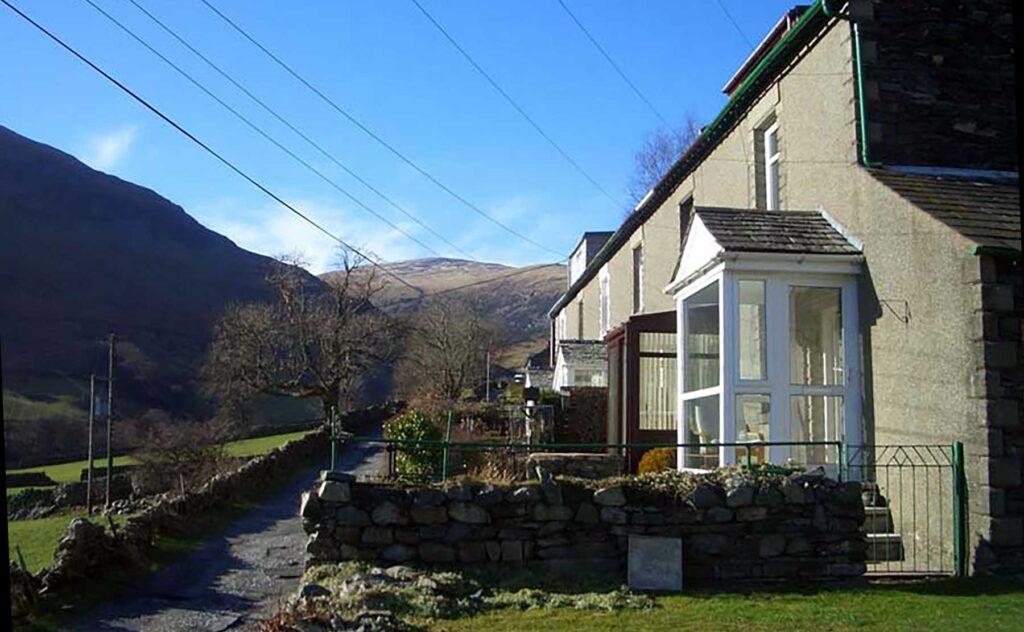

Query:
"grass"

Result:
[[8, 510, 128, 574], [435, 577, 1024, 632], [223, 428, 317, 457]]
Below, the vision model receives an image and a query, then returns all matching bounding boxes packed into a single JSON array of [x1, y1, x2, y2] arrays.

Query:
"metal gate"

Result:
[[845, 442, 966, 577]]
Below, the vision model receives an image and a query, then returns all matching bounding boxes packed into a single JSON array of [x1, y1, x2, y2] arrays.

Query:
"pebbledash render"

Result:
[[548, 0, 1020, 574]]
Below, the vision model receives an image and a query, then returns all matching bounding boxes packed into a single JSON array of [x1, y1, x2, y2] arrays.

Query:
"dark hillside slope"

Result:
[[0, 125, 301, 416]]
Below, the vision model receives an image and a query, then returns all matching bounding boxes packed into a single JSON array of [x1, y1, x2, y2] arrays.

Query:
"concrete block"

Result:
[[317, 480, 351, 503], [628, 535, 682, 592]]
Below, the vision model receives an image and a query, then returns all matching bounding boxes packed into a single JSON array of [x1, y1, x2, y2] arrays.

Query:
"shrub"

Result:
[[383, 410, 442, 481], [637, 447, 676, 475]]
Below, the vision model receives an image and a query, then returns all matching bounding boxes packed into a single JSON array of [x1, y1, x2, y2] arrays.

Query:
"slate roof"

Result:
[[558, 340, 608, 366], [871, 170, 1021, 252], [696, 207, 860, 255]]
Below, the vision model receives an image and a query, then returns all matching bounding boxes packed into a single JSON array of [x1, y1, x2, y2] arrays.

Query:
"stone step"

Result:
[[861, 506, 894, 534], [866, 533, 905, 562]]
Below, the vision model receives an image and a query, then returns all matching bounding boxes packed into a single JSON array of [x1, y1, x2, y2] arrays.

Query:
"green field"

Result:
[[2, 387, 86, 423], [439, 578, 1024, 632], [6, 427, 318, 484]]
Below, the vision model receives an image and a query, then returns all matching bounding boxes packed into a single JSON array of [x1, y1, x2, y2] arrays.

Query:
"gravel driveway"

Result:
[[66, 441, 385, 631]]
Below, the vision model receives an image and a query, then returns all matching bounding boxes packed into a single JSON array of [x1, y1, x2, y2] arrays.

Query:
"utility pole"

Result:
[[87, 374, 96, 516], [105, 333, 115, 511], [485, 349, 491, 402]]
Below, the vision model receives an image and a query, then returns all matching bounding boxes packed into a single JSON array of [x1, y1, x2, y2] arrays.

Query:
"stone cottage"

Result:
[[548, 0, 1020, 574]]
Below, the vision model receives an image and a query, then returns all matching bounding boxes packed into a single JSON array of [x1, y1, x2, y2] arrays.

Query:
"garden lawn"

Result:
[[438, 578, 1024, 632]]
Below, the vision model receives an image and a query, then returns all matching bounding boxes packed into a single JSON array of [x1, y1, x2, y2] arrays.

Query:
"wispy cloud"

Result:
[[193, 196, 424, 275], [81, 125, 139, 172]]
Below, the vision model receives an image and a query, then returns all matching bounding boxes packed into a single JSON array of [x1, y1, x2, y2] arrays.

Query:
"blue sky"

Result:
[[1, 0, 797, 273]]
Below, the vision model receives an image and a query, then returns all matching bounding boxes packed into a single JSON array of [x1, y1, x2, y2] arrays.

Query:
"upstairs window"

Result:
[[679, 196, 693, 252], [599, 267, 611, 336], [632, 244, 644, 314], [763, 122, 780, 210], [755, 115, 780, 210], [577, 298, 585, 338]]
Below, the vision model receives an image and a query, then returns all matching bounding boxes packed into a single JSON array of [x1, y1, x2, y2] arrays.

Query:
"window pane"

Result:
[[790, 287, 844, 386], [766, 128, 778, 158], [789, 395, 844, 466], [735, 394, 770, 464], [639, 332, 675, 354], [639, 355, 676, 430], [766, 160, 779, 210], [683, 394, 719, 469], [738, 281, 766, 380], [684, 282, 719, 392]]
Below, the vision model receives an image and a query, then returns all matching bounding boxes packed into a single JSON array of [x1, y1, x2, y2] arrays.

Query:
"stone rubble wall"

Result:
[[302, 470, 868, 583], [971, 253, 1024, 575]]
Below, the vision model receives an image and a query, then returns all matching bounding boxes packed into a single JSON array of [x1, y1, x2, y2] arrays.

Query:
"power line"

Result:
[[407, 0, 627, 211], [554, 0, 670, 128], [123, 0, 473, 260], [81, 0, 443, 261], [197, 0, 562, 257], [0, 0, 419, 294], [715, 0, 755, 50]]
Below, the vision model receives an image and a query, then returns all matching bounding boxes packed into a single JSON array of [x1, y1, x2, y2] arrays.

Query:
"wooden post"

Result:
[[105, 333, 115, 511], [87, 374, 96, 516]]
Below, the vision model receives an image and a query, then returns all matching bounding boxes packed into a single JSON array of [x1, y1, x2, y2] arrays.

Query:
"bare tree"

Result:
[[394, 295, 505, 403], [203, 250, 405, 423], [626, 119, 701, 208]]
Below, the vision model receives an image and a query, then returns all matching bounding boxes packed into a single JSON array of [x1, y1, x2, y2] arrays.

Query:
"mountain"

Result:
[[323, 257, 566, 368], [0, 125, 307, 420]]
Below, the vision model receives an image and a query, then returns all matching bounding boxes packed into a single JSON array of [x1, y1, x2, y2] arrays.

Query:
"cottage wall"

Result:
[[551, 8, 1019, 572]]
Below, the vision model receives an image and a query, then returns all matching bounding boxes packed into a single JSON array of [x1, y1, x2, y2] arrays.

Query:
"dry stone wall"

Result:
[[302, 469, 868, 583]]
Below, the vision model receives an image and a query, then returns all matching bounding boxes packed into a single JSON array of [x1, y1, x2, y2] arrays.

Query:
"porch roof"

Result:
[[696, 207, 861, 255], [558, 339, 608, 367]]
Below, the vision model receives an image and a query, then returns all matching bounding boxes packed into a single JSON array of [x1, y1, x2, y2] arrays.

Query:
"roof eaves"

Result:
[[549, 2, 829, 318]]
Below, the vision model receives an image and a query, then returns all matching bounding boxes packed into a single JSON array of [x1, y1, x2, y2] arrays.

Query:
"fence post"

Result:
[[442, 410, 453, 482], [329, 407, 337, 472], [952, 440, 968, 577], [837, 441, 845, 482]]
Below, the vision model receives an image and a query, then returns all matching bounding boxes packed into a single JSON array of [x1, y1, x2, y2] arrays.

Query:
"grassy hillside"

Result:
[[325, 257, 565, 368]]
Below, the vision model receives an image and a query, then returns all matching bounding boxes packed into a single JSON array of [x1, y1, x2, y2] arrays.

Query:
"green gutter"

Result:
[[550, 2, 831, 317]]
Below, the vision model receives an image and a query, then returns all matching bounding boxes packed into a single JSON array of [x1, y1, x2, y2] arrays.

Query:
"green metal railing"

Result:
[[845, 442, 966, 577], [331, 435, 844, 482]]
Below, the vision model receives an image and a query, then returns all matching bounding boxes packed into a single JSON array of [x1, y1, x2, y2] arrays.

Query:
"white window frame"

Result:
[[675, 269, 724, 471], [764, 122, 780, 211], [599, 265, 611, 337], [675, 258, 861, 474]]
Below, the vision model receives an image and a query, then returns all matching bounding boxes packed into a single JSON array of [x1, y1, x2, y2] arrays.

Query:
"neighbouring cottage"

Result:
[[548, 0, 1020, 575]]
